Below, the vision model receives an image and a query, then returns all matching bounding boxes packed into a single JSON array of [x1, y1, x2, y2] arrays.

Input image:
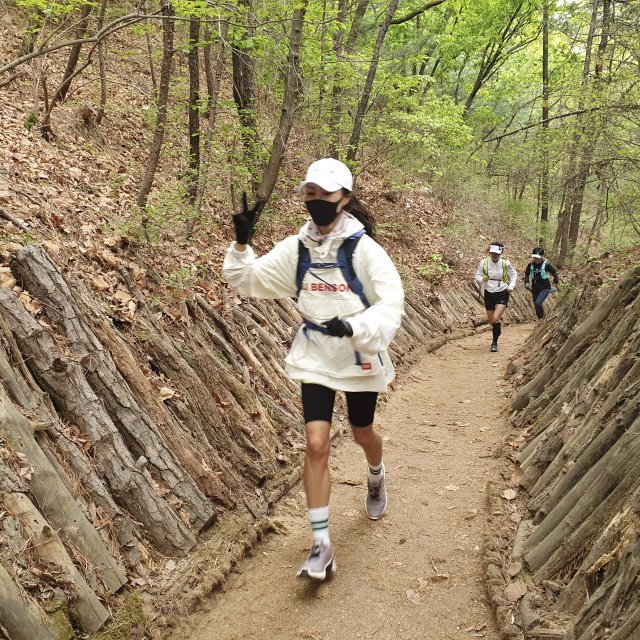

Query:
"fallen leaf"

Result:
[[508, 562, 522, 577], [502, 489, 517, 501], [445, 484, 460, 492], [504, 581, 527, 602], [405, 588, 421, 605], [159, 387, 175, 402], [427, 573, 449, 582], [113, 290, 133, 303], [92, 276, 111, 292]]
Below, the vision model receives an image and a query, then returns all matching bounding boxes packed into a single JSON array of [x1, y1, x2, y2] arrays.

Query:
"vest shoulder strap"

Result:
[[484, 257, 508, 282], [295, 231, 368, 307]]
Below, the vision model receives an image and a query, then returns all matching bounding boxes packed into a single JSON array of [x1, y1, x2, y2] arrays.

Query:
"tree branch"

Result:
[[0, 206, 30, 233], [0, 12, 151, 76], [390, 0, 447, 25], [483, 105, 640, 143]]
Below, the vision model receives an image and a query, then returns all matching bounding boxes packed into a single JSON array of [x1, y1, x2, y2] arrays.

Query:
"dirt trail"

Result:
[[165, 324, 530, 640]]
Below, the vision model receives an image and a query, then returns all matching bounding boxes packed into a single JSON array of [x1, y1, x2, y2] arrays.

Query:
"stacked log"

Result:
[[0, 244, 533, 636], [507, 265, 640, 640]]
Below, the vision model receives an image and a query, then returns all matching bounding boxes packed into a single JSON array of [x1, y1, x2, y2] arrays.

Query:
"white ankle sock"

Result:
[[368, 461, 384, 484], [308, 506, 330, 544]]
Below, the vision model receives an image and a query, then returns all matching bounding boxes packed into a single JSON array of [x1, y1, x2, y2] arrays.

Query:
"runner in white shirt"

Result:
[[223, 159, 405, 581], [474, 241, 517, 352]]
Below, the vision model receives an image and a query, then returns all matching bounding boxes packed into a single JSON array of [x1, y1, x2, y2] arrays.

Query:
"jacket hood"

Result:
[[299, 212, 365, 248]]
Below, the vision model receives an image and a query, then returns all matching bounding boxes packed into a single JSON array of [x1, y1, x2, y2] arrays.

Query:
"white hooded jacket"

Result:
[[222, 214, 405, 392]]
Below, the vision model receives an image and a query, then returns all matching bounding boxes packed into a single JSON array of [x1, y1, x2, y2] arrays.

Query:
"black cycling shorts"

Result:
[[301, 383, 378, 428], [484, 289, 510, 310]]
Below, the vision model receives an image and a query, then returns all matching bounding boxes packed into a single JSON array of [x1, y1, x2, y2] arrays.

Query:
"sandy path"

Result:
[[166, 324, 530, 640]]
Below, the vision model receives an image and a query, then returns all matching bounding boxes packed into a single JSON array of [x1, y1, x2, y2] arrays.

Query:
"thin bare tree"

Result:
[[136, 0, 174, 210]]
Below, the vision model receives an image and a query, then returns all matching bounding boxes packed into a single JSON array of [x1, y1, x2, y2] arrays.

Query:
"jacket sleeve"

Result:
[[507, 260, 518, 290], [222, 236, 298, 299], [548, 263, 560, 284], [524, 263, 531, 282], [474, 259, 485, 285], [347, 239, 404, 354]]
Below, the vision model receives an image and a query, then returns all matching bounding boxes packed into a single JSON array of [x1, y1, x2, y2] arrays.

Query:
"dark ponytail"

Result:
[[342, 190, 376, 238]]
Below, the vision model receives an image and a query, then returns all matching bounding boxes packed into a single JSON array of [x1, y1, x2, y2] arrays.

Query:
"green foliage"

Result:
[[109, 182, 194, 245], [376, 220, 418, 244], [88, 593, 146, 640], [24, 111, 38, 131], [369, 94, 472, 175], [11, 0, 638, 261], [16, 0, 95, 27], [418, 253, 454, 280]]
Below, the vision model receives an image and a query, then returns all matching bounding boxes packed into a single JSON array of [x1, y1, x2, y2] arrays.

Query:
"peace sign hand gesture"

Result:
[[232, 192, 263, 245]]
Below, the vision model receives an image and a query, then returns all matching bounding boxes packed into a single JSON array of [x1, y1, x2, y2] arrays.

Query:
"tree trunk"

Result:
[[136, 0, 174, 209], [95, 0, 108, 125], [552, 0, 610, 265], [346, 0, 400, 163], [39, 3, 93, 139], [540, 0, 550, 225], [145, 0, 158, 95], [231, 0, 259, 185], [192, 20, 228, 221], [345, 0, 369, 54], [58, 4, 93, 102], [327, 0, 349, 157], [255, 2, 308, 207], [186, 17, 201, 204]]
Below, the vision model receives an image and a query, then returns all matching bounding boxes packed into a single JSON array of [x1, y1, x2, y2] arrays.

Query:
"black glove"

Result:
[[323, 317, 353, 337], [524, 283, 531, 291], [232, 192, 262, 244]]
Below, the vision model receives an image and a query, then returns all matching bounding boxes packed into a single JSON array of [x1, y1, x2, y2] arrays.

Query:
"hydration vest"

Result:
[[528, 259, 549, 284], [483, 257, 508, 283], [295, 230, 380, 369], [296, 230, 369, 308]]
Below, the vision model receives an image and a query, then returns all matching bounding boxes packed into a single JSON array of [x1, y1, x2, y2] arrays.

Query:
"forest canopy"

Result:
[[2, 0, 639, 265]]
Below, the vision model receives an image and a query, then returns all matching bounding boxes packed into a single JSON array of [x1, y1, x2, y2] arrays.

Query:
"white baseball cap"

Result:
[[489, 244, 504, 254], [531, 252, 543, 258], [299, 158, 353, 193]]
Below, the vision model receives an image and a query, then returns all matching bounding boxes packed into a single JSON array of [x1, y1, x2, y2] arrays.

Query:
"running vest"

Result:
[[528, 259, 549, 284], [483, 257, 508, 283], [295, 230, 380, 369], [295, 230, 369, 308]]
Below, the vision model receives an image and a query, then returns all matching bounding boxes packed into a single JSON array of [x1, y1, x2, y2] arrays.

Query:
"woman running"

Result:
[[524, 247, 559, 320], [474, 241, 517, 352], [223, 158, 404, 581]]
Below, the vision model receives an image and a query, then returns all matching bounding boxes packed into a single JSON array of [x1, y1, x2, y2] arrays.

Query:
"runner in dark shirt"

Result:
[[524, 247, 559, 320]]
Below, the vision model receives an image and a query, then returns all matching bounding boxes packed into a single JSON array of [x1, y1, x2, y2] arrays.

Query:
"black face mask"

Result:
[[305, 199, 341, 227]]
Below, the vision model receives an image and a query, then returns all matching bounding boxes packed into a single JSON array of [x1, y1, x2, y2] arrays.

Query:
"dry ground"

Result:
[[164, 324, 531, 640]]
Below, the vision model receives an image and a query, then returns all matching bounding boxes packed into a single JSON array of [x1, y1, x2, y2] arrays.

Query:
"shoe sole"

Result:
[[297, 558, 336, 581]]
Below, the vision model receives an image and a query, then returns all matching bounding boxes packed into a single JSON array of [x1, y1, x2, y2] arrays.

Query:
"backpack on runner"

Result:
[[527, 259, 549, 284]]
